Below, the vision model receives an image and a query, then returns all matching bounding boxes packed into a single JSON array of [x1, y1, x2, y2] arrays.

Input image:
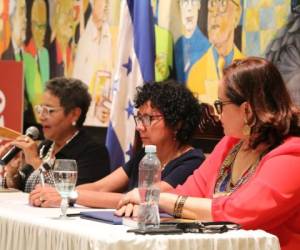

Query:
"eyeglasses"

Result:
[[34, 105, 63, 117], [214, 100, 234, 114], [180, 0, 200, 7], [208, 0, 239, 14], [134, 114, 163, 127]]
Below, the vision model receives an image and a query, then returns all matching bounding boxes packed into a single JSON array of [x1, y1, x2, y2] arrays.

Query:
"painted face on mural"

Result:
[[11, 0, 27, 48], [92, 0, 107, 30], [179, 0, 200, 37], [31, 0, 47, 49], [53, 0, 77, 45], [207, 0, 241, 49]]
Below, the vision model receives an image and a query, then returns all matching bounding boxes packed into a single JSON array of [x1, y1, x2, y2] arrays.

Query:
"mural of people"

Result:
[[49, 0, 78, 77], [1, 0, 296, 132], [73, 0, 117, 126], [23, 0, 50, 118], [175, 0, 210, 83], [2, 0, 37, 127], [2, 0, 26, 60], [152, 0, 173, 82], [187, 0, 244, 104]]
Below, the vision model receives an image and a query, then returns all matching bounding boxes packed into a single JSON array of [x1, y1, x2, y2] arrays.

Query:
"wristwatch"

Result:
[[68, 190, 78, 207]]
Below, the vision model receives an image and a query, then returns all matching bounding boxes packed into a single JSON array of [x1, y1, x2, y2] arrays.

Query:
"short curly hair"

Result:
[[45, 77, 91, 128], [134, 79, 202, 146]]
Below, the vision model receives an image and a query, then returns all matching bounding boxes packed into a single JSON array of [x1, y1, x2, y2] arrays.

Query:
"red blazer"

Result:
[[175, 136, 300, 250]]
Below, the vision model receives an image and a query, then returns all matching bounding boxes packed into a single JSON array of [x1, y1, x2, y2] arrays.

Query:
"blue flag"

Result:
[[106, 0, 155, 170]]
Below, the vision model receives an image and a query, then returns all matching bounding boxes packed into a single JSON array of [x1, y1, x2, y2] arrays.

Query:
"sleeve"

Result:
[[122, 149, 145, 177], [19, 164, 35, 191], [19, 141, 47, 191], [212, 154, 300, 230], [76, 143, 111, 185], [163, 150, 205, 188]]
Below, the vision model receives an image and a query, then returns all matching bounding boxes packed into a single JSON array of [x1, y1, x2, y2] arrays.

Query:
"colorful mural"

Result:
[[0, 0, 120, 128], [0, 0, 299, 130]]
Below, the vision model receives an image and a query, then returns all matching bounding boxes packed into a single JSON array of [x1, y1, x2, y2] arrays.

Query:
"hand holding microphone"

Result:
[[0, 126, 40, 166]]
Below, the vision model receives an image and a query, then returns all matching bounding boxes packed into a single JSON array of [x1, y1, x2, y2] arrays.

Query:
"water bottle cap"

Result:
[[145, 145, 156, 153]]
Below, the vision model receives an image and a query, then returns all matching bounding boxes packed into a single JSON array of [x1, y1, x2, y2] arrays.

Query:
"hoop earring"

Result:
[[72, 121, 77, 126]]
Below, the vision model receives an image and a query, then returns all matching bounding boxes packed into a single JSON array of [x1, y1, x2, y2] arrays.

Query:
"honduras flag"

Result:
[[106, 0, 155, 170]]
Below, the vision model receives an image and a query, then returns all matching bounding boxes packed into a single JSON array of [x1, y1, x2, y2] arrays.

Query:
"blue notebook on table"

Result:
[[80, 210, 173, 226], [80, 211, 122, 225]]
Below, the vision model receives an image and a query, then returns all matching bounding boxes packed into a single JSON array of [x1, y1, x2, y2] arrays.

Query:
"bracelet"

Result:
[[173, 195, 181, 215], [173, 195, 188, 218]]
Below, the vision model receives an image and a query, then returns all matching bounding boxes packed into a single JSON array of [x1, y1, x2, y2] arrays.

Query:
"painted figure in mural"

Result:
[[0, 0, 11, 59], [73, 0, 116, 126], [187, 0, 244, 104], [265, 5, 300, 107], [49, 0, 78, 77], [2, 0, 26, 60], [23, 0, 50, 120], [152, 0, 173, 82], [2, 0, 37, 127], [175, 0, 210, 83]]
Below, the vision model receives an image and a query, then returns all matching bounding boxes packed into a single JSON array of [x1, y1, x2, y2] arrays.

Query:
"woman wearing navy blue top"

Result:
[[29, 80, 205, 208]]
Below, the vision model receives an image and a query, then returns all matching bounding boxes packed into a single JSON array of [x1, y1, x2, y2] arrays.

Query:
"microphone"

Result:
[[0, 126, 39, 165]]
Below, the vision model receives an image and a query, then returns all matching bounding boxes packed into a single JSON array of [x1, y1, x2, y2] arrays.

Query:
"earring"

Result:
[[72, 121, 77, 126], [242, 119, 251, 136], [173, 130, 178, 141]]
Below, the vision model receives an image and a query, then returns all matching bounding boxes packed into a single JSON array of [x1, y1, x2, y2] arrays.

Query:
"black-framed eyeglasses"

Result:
[[133, 114, 163, 127], [34, 104, 63, 117], [214, 100, 234, 114]]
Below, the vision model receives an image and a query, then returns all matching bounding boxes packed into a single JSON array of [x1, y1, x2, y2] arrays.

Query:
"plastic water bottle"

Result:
[[137, 145, 161, 230]]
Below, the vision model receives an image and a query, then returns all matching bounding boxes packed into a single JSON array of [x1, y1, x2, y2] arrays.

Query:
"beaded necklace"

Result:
[[214, 141, 268, 195]]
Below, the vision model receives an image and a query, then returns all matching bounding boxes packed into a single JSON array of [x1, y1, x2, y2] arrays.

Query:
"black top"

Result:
[[20, 130, 111, 191], [123, 148, 205, 191]]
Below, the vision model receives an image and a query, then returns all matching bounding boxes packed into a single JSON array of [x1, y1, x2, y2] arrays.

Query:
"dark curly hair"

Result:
[[45, 77, 91, 128], [134, 79, 202, 146], [222, 57, 300, 149]]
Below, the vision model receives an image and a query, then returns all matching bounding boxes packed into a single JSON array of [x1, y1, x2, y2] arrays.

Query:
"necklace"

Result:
[[214, 141, 269, 195], [160, 146, 193, 171], [40, 130, 79, 163]]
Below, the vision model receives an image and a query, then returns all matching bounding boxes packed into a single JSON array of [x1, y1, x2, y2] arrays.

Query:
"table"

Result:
[[0, 192, 280, 250]]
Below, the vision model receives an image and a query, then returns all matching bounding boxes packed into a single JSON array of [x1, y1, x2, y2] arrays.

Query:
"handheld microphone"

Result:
[[0, 126, 40, 165]]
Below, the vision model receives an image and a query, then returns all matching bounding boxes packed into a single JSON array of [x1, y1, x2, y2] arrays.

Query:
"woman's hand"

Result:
[[115, 203, 140, 217], [115, 188, 141, 217], [29, 184, 62, 208], [12, 136, 41, 169], [0, 143, 22, 188]]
